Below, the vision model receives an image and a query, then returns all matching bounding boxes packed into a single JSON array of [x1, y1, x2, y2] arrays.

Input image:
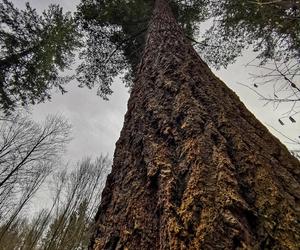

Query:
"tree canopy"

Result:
[[76, 0, 209, 96], [0, 0, 299, 115], [197, 0, 300, 122], [0, 0, 81, 112], [198, 0, 300, 68], [56, 0, 300, 111]]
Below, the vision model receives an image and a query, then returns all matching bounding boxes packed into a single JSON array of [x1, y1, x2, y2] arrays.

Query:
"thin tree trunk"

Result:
[[90, 0, 300, 249]]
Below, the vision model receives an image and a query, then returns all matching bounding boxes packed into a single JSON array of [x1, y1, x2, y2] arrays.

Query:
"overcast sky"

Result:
[[12, 0, 300, 166]]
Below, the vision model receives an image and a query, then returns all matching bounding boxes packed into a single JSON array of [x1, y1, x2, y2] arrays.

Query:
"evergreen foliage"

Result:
[[198, 0, 300, 68], [195, 0, 300, 122], [0, 0, 81, 112], [1, 0, 298, 112], [76, 0, 209, 94]]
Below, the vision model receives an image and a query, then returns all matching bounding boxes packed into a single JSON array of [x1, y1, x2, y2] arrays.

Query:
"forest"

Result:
[[0, 0, 300, 249]]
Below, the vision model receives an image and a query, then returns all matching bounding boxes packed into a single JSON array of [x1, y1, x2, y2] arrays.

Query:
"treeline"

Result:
[[0, 114, 111, 249]]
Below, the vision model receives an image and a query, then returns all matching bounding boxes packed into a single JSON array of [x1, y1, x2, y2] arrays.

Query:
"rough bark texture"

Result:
[[91, 0, 300, 249]]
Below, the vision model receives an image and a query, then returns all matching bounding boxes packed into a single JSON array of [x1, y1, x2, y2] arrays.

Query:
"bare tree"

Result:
[[42, 156, 111, 250], [0, 114, 71, 187], [245, 59, 300, 121], [0, 217, 27, 250], [0, 114, 71, 227], [20, 209, 49, 250], [265, 123, 300, 160], [0, 155, 110, 249], [235, 58, 300, 152], [0, 164, 50, 243]]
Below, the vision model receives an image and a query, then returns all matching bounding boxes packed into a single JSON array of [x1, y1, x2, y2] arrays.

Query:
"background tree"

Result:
[[0, 114, 71, 223], [42, 157, 110, 250], [20, 209, 50, 250], [199, 0, 300, 68], [196, 0, 300, 122], [0, 114, 71, 187], [0, 155, 110, 249], [0, 166, 49, 243], [0, 0, 81, 112], [0, 218, 27, 250]]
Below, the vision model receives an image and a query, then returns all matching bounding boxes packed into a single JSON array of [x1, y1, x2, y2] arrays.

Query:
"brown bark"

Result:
[[90, 0, 300, 249]]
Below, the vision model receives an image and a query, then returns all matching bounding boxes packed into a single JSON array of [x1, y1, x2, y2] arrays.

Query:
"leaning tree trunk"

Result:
[[90, 0, 300, 249]]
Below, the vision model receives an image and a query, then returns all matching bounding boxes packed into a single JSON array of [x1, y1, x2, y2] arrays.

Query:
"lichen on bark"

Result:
[[90, 0, 300, 249]]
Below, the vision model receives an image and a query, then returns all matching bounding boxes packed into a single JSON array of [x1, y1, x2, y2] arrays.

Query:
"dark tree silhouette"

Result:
[[0, 0, 81, 112]]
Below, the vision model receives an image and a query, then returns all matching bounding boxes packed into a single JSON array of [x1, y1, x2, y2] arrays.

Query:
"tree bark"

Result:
[[90, 0, 300, 249]]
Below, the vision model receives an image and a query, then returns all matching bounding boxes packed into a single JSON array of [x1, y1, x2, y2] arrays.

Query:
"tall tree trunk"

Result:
[[90, 0, 300, 249]]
